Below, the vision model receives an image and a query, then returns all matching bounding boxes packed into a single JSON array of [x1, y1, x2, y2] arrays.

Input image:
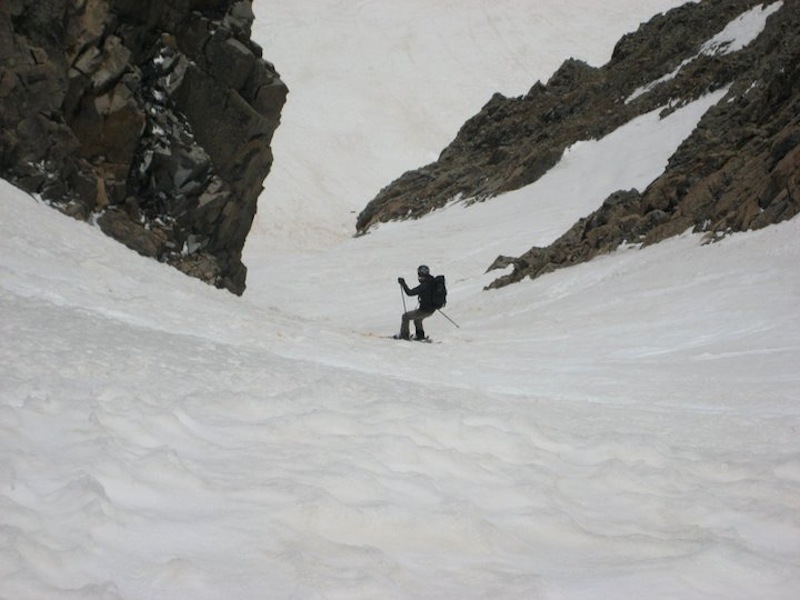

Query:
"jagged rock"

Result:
[[0, 0, 287, 294], [353, 0, 798, 291], [484, 0, 799, 289], [358, 0, 765, 234]]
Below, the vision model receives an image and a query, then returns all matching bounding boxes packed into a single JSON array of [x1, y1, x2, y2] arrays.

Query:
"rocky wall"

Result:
[[0, 0, 287, 294], [354, 0, 798, 291]]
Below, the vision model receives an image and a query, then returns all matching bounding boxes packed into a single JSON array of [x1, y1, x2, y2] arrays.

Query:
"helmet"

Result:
[[417, 264, 430, 277]]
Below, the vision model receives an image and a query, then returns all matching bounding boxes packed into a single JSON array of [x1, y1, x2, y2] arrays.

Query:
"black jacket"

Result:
[[401, 276, 436, 311]]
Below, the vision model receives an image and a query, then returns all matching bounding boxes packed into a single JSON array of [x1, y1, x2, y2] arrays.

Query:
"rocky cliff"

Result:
[[0, 0, 286, 294], [356, 0, 798, 289]]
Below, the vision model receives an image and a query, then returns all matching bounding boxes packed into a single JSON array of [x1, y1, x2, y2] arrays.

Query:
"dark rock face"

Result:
[[1, 0, 287, 294], [356, 0, 798, 290]]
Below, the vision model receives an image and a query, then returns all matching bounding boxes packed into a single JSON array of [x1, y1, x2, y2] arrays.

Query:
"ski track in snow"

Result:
[[3, 1, 800, 599]]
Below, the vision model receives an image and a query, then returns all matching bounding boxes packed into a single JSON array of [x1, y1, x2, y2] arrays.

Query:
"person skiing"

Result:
[[395, 264, 436, 340]]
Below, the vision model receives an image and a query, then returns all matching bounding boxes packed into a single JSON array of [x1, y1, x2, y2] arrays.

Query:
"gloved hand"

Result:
[[398, 277, 405, 285]]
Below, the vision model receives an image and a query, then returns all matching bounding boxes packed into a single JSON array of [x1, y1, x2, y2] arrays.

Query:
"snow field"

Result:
[[2, 0, 800, 598]]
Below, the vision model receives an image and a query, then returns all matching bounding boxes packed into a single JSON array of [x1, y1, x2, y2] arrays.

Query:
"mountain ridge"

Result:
[[355, 0, 798, 289]]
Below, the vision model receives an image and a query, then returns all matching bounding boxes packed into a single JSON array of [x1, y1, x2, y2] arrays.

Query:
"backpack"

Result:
[[431, 275, 447, 309]]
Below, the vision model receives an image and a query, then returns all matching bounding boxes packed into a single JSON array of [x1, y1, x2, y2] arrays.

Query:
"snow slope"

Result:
[[2, 1, 799, 599], [245, 0, 699, 250]]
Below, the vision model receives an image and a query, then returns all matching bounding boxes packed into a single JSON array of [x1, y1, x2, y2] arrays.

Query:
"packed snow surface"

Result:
[[2, 1, 799, 599]]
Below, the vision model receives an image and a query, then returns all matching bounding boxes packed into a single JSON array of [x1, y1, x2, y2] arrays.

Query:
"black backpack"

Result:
[[431, 275, 447, 309]]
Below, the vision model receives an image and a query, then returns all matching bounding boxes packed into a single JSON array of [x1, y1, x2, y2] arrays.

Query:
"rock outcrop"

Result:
[[1, 0, 287, 294], [356, 0, 798, 290]]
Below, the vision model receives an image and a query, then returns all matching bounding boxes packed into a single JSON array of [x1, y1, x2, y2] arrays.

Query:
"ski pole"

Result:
[[400, 283, 407, 313], [437, 309, 460, 328]]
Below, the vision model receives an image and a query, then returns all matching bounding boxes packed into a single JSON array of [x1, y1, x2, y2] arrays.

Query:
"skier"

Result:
[[395, 264, 437, 341]]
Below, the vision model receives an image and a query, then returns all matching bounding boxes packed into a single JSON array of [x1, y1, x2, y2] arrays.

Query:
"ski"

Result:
[[390, 335, 435, 343]]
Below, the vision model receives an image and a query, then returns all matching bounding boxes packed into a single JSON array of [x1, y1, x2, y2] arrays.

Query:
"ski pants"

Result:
[[401, 308, 434, 338]]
